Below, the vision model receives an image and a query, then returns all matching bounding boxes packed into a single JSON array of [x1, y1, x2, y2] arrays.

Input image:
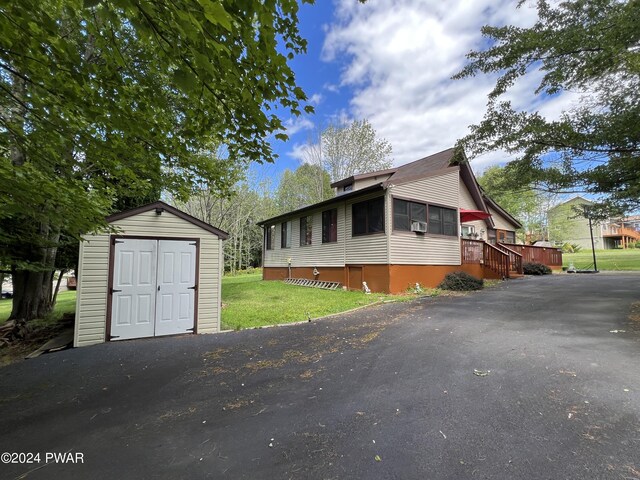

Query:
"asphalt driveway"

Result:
[[1, 273, 639, 479]]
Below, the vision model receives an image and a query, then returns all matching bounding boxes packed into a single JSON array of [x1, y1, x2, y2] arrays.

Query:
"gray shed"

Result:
[[74, 201, 228, 347]]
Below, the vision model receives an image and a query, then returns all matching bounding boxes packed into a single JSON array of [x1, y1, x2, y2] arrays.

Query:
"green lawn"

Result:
[[0, 274, 411, 330], [0, 290, 77, 324], [563, 249, 640, 271], [221, 272, 405, 330]]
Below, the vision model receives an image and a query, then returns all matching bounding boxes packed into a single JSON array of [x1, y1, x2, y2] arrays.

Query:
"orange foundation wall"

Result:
[[263, 264, 490, 294], [263, 267, 345, 284], [388, 264, 487, 293]]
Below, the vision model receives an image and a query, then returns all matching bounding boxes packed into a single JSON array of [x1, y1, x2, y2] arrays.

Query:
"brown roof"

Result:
[[330, 167, 398, 188], [260, 147, 522, 230], [382, 148, 458, 186], [106, 201, 229, 239], [258, 184, 384, 226]]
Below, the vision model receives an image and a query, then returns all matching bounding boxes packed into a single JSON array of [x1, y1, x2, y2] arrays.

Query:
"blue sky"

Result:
[[255, 1, 579, 186]]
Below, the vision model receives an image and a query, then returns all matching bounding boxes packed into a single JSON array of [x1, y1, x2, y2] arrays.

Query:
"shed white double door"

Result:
[[111, 239, 196, 340]]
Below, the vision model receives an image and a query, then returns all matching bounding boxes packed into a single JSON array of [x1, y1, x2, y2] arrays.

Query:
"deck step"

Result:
[[284, 278, 342, 290]]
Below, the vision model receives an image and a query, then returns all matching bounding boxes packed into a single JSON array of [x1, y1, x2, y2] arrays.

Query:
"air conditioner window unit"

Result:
[[411, 221, 427, 233]]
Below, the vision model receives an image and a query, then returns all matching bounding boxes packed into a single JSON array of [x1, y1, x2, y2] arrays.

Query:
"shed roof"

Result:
[[106, 201, 229, 240]]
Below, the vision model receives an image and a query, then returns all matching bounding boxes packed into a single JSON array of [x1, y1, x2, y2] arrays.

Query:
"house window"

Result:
[[393, 198, 426, 231], [353, 197, 385, 235], [461, 225, 477, 238], [281, 221, 292, 248], [343, 183, 353, 192], [300, 215, 312, 246], [265, 225, 275, 250], [322, 209, 337, 243], [428, 205, 457, 236], [487, 229, 496, 244], [504, 231, 516, 243]]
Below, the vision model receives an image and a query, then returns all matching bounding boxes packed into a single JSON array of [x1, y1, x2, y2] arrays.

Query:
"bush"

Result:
[[523, 262, 552, 275], [438, 271, 484, 291]]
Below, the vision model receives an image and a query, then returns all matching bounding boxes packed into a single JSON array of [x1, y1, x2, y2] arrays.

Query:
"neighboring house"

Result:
[[258, 148, 561, 293], [548, 197, 640, 250]]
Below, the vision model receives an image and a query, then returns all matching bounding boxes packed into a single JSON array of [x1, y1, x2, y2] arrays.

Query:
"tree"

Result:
[[275, 163, 333, 213], [178, 172, 276, 274], [302, 119, 393, 183], [0, 0, 313, 320], [477, 165, 554, 241], [454, 0, 640, 216]]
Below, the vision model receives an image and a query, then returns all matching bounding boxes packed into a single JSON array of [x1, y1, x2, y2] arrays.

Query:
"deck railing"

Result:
[[484, 242, 510, 278], [500, 243, 562, 267], [602, 225, 640, 240], [496, 243, 524, 274], [461, 238, 484, 264]]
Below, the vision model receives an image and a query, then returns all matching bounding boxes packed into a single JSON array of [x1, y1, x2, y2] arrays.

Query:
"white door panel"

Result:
[[110, 239, 196, 340], [155, 240, 196, 336], [111, 239, 157, 340]]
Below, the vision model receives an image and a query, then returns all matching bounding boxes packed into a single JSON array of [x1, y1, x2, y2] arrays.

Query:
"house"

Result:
[[74, 201, 228, 347], [258, 148, 562, 293], [548, 196, 640, 250]]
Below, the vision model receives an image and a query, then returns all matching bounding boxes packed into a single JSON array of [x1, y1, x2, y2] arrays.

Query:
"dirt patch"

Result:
[[629, 302, 640, 323], [0, 316, 73, 367], [202, 348, 230, 361], [197, 316, 398, 380]]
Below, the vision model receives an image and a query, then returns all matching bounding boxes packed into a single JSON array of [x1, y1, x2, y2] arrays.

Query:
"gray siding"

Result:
[[389, 169, 461, 265], [263, 192, 389, 267], [263, 204, 346, 268], [345, 192, 388, 264], [74, 210, 223, 347]]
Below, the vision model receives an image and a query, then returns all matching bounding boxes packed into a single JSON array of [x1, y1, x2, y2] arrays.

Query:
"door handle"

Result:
[[157, 285, 160, 291]]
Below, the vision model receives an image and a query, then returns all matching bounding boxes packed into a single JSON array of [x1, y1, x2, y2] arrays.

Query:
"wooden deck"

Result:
[[461, 239, 562, 278]]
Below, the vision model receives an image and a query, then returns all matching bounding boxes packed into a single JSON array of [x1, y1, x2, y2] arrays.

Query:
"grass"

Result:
[[563, 249, 640, 271], [220, 272, 410, 330], [0, 290, 77, 325], [1, 270, 478, 332]]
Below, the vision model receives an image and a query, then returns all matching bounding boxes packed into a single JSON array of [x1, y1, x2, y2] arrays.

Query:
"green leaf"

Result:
[[203, 1, 233, 32], [173, 69, 198, 92], [83, 0, 101, 8]]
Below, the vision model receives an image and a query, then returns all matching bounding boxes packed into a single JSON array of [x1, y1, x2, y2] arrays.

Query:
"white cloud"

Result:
[[283, 116, 314, 136], [322, 0, 580, 170], [288, 142, 308, 162], [309, 93, 324, 105]]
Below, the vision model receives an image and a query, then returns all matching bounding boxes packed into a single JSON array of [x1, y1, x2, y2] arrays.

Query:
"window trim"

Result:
[[265, 225, 275, 250], [322, 208, 338, 243], [352, 196, 385, 237], [427, 204, 458, 237], [391, 195, 458, 237], [392, 197, 427, 232], [299, 215, 313, 246], [280, 220, 291, 249]]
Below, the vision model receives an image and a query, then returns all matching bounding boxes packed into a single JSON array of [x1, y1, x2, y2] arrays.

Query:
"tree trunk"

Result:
[[10, 268, 54, 320], [9, 225, 59, 322], [51, 269, 66, 308]]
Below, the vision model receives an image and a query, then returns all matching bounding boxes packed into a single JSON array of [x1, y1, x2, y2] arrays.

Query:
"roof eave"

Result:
[[258, 184, 385, 226], [106, 200, 230, 240]]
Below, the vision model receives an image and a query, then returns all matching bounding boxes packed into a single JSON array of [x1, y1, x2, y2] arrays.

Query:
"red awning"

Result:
[[460, 209, 492, 223]]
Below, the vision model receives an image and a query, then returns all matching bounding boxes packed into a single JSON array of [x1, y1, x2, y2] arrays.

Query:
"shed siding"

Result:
[[389, 170, 461, 265], [74, 210, 222, 347]]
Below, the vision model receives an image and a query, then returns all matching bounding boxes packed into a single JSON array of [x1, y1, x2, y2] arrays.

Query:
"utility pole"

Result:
[[587, 209, 598, 272]]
